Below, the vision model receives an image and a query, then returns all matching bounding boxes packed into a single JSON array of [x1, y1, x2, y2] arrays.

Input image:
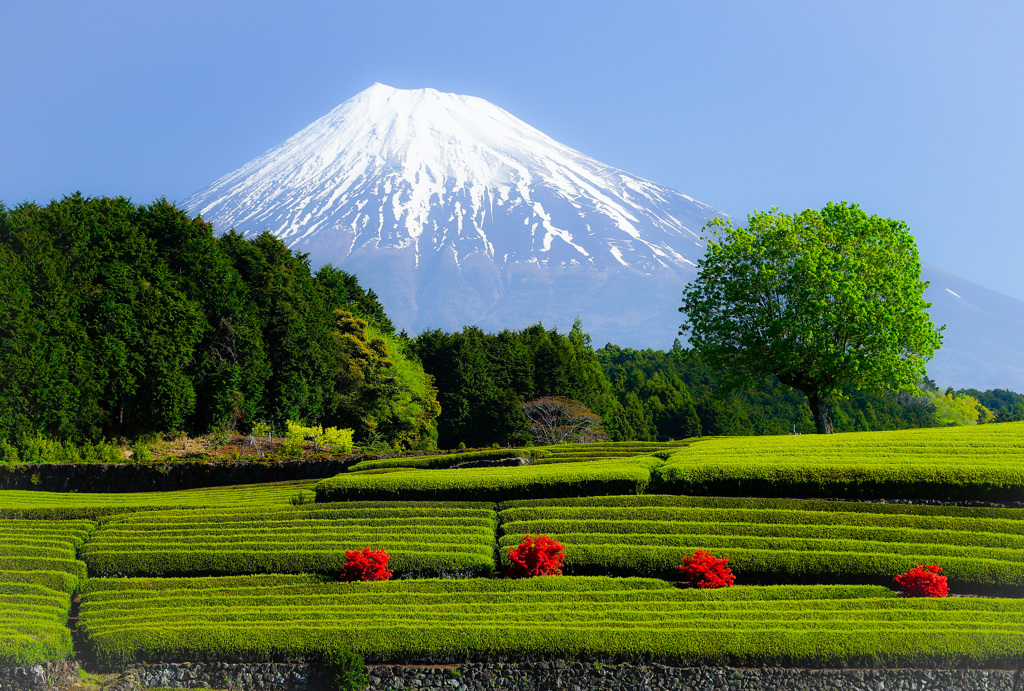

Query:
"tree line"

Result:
[[0, 194, 437, 451], [1, 196, 1020, 455]]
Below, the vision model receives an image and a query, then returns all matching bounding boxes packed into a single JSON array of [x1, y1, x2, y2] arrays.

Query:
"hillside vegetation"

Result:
[[3, 197, 1022, 465], [4, 424, 1024, 669]]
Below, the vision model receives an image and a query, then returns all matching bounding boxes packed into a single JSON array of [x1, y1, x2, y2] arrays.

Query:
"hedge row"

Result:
[[0, 580, 74, 665], [318, 425, 1024, 503], [77, 576, 1024, 669], [0, 519, 95, 589], [0, 570, 81, 594], [314, 458, 659, 503], [539, 440, 692, 462], [658, 462, 1024, 502], [497, 494, 1024, 519], [500, 519, 1024, 549], [347, 449, 547, 473], [659, 423, 1024, 501], [82, 503, 499, 578], [497, 497, 1024, 586], [0, 480, 320, 519], [499, 506, 1024, 536]]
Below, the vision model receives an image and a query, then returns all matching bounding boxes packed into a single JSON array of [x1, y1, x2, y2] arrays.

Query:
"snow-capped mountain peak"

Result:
[[186, 84, 721, 280]]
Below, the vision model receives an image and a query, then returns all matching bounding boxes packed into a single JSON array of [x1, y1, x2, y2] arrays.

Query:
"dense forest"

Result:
[[0, 194, 437, 450], [1, 195, 1021, 455]]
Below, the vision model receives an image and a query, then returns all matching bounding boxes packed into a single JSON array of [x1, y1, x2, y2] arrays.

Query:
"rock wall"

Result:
[[0, 458, 358, 493], [0, 662, 78, 691], [84, 662, 1024, 691]]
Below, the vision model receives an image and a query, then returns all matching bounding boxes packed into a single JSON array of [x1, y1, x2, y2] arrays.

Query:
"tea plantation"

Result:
[[3, 422, 1024, 669]]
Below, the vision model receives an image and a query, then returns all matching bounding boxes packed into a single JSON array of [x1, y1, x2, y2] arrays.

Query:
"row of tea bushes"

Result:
[[537, 440, 692, 464], [0, 580, 74, 665], [315, 423, 1024, 503], [498, 496, 1024, 588], [82, 502, 497, 578], [347, 448, 547, 473], [77, 575, 1024, 669], [344, 441, 695, 474], [0, 480, 321, 519], [0, 519, 93, 664], [0, 519, 93, 586], [314, 457, 661, 503], [659, 422, 1024, 502]]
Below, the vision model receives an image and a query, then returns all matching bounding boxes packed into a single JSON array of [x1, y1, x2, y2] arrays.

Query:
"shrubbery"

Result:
[[678, 550, 735, 588], [506, 535, 564, 578], [340, 548, 392, 582], [284, 421, 354, 456], [895, 564, 949, 598], [324, 650, 370, 691]]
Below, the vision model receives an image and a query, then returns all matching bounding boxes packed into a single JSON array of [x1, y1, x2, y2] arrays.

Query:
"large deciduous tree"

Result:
[[679, 202, 943, 434]]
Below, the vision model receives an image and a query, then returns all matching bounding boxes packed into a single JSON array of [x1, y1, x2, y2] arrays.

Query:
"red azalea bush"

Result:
[[506, 534, 565, 578], [678, 550, 735, 588], [894, 564, 949, 597], [339, 547, 393, 582]]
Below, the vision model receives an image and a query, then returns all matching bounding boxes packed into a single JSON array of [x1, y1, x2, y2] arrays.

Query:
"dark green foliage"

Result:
[[324, 650, 370, 691], [411, 320, 623, 448], [0, 195, 436, 450], [326, 311, 439, 451], [601, 342, 940, 437]]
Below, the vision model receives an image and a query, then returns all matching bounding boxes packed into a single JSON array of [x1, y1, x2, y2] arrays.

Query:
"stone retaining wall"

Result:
[[106, 662, 1024, 691], [0, 662, 78, 691], [0, 458, 359, 494]]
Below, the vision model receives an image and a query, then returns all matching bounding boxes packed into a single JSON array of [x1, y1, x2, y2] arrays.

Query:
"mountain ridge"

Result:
[[185, 84, 1024, 393]]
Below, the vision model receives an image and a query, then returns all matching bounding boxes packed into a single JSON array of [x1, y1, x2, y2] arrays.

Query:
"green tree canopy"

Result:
[[680, 202, 943, 434], [0, 194, 438, 450]]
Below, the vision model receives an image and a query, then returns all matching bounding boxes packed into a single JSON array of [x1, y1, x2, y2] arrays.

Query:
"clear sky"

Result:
[[2, 1, 1022, 301]]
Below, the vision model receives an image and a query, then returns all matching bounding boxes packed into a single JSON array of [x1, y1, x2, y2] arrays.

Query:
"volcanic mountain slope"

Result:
[[184, 83, 726, 346], [921, 265, 1024, 393], [186, 84, 1024, 393]]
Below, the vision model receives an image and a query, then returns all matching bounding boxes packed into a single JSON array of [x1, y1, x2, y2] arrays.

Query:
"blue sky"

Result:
[[2, 1, 1022, 301]]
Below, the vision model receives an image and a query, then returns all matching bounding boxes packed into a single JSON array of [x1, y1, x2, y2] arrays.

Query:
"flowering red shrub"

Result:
[[894, 564, 948, 597], [678, 550, 735, 588], [339, 547, 393, 582], [505, 534, 565, 578]]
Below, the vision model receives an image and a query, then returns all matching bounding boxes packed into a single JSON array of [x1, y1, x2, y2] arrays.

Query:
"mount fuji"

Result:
[[184, 83, 725, 346], [185, 84, 1024, 393]]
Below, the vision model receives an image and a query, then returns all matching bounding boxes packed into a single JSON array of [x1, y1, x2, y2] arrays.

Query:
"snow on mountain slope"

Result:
[[185, 84, 725, 346], [922, 264, 1024, 393], [185, 84, 1024, 393]]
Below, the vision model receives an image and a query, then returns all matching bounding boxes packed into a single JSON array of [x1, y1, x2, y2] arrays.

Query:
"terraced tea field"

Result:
[[315, 456, 661, 502], [82, 502, 496, 577], [1, 520, 91, 665], [497, 496, 1024, 588], [3, 424, 1024, 671], [659, 422, 1024, 501], [77, 576, 1024, 669], [0, 480, 319, 519]]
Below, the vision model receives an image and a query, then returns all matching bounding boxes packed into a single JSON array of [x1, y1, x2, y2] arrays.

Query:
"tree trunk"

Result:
[[807, 393, 834, 434]]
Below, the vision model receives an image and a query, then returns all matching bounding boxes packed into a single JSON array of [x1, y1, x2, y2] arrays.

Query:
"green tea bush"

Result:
[[498, 496, 1024, 587], [82, 503, 497, 578], [324, 650, 370, 691], [315, 458, 658, 503], [77, 576, 1024, 669]]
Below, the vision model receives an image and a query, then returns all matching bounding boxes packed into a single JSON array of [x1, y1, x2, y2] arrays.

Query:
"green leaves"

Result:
[[681, 203, 944, 433], [0, 196, 438, 450]]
